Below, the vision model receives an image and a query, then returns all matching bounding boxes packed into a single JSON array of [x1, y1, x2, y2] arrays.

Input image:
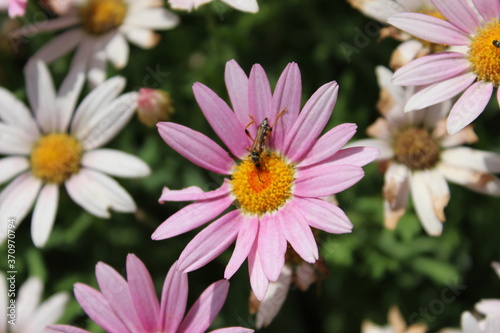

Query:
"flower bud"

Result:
[[137, 88, 173, 127]]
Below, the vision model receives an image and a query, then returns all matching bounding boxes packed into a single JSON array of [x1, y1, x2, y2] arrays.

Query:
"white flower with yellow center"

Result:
[[0, 61, 150, 247], [19, 0, 179, 86]]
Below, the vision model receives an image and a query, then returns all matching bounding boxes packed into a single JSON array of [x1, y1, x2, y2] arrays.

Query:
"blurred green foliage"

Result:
[[1, 0, 500, 332]]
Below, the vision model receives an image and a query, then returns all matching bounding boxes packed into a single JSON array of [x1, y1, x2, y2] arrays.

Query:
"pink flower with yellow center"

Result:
[[388, 0, 500, 134], [154, 60, 379, 300]]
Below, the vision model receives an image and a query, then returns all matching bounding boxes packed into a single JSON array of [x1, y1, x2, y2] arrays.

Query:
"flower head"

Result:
[[137, 88, 174, 127], [388, 0, 500, 134], [350, 66, 500, 236], [0, 61, 150, 247], [0, 273, 68, 332], [46, 254, 253, 333], [154, 60, 378, 299], [168, 0, 258, 13]]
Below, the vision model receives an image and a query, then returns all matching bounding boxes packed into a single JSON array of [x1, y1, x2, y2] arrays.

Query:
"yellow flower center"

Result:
[[392, 127, 440, 170], [80, 0, 127, 36], [30, 133, 83, 184], [230, 152, 295, 216], [468, 19, 500, 85]]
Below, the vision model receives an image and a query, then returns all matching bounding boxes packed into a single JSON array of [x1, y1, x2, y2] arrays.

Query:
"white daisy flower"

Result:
[[18, 0, 179, 87], [0, 61, 150, 247], [0, 272, 68, 332]]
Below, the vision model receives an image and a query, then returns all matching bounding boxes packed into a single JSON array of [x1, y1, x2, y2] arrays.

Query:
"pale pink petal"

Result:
[[159, 261, 188, 333], [21, 292, 68, 332], [157, 122, 235, 174], [225, 60, 250, 128], [258, 214, 287, 282], [248, 64, 272, 125], [269, 62, 301, 149], [389, 40, 424, 70], [446, 81, 494, 134], [346, 139, 394, 161], [432, 0, 481, 34], [177, 280, 229, 333], [248, 242, 269, 301], [323, 147, 380, 167], [404, 72, 477, 112], [388, 13, 470, 45], [438, 164, 500, 196], [159, 179, 231, 202], [178, 210, 242, 272], [225, 215, 259, 279], [441, 147, 500, 173], [278, 205, 319, 263], [73, 283, 131, 333], [0, 123, 35, 155], [346, 0, 403, 21], [423, 168, 450, 222], [441, 125, 478, 147], [383, 163, 410, 229], [485, 316, 500, 333], [126, 254, 160, 332], [28, 29, 84, 65], [15, 15, 79, 35], [87, 47, 108, 88], [473, 0, 500, 22], [222, 0, 258, 13], [82, 149, 151, 178], [291, 197, 352, 234], [193, 82, 247, 158], [294, 164, 364, 197], [31, 184, 59, 248], [409, 171, 443, 236], [17, 276, 42, 325], [46, 325, 91, 333], [295, 262, 317, 291], [392, 52, 470, 86], [153, 194, 233, 240], [124, 8, 179, 30], [95, 262, 144, 332], [461, 311, 480, 333], [0, 156, 29, 185], [209, 328, 254, 333], [8, 0, 26, 17], [122, 26, 160, 49], [106, 33, 129, 69], [0, 88, 39, 137], [476, 300, 500, 316], [366, 118, 393, 141], [297, 123, 357, 168], [283, 82, 339, 161]]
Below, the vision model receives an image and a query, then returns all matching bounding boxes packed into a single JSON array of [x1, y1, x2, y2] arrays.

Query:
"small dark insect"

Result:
[[493, 40, 500, 48]]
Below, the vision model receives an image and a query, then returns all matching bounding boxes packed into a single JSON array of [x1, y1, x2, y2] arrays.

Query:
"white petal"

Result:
[[383, 162, 410, 229], [0, 156, 29, 184], [81, 149, 151, 178], [13, 15, 79, 35], [441, 147, 500, 173], [77, 92, 139, 150], [389, 40, 424, 70], [20, 292, 69, 333], [409, 171, 443, 236], [31, 184, 59, 248], [222, 0, 259, 13], [16, 276, 43, 326], [0, 272, 5, 331], [461, 311, 481, 333], [438, 163, 500, 196], [0, 123, 35, 155], [28, 29, 84, 64], [122, 26, 160, 49], [346, 139, 394, 160], [0, 87, 39, 137], [423, 168, 450, 222], [124, 8, 179, 30], [105, 33, 129, 69], [87, 48, 108, 88]]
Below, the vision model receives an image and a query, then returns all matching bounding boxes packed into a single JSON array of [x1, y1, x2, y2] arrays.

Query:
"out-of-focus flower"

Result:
[[1, 273, 68, 332], [18, 0, 179, 87], [0, 0, 27, 17], [39, 0, 72, 15], [362, 306, 427, 333], [475, 262, 500, 319], [154, 59, 379, 300], [388, 0, 500, 134], [350, 66, 500, 236], [45, 254, 253, 333], [0, 61, 150, 247], [168, 0, 258, 13], [438, 311, 500, 333], [137, 88, 174, 127]]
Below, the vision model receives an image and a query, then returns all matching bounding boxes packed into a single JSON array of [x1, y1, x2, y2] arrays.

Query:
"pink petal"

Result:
[[126, 254, 160, 333], [297, 123, 357, 168], [294, 164, 364, 197], [193, 82, 247, 158], [283, 82, 339, 162], [258, 214, 287, 282], [446, 81, 494, 134], [225, 60, 250, 129], [8, 0, 26, 17], [225, 215, 259, 279], [347, 139, 394, 161], [152, 194, 234, 240], [95, 262, 144, 332], [473, 0, 500, 22], [248, 64, 272, 126], [210, 328, 254, 333], [432, 0, 481, 34], [157, 122, 234, 175], [392, 52, 470, 86], [178, 210, 242, 272], [404, 72, 477, 112], [409, 171, 443, 236], [46, 325, 91, 333], [248, 242, 269, 301], [269, 62, 302, 149], [159, 261, 188, 333], [278, 205, 318, 263], [177, 280, 229, 333], [388, 13, 470, 45], [323, 147, 380, 167], [159, 179, 231, 203], [291, 197, 352, 234], [73, 283, 130, 333], [31, 184, 59, 248]]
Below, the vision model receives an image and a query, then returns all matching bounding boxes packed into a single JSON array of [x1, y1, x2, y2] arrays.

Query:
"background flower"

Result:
[[168, 0, 258, 13]]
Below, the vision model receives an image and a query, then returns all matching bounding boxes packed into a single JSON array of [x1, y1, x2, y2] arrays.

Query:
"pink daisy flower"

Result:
[[168, 0, 258, 13], [388, 0, 500, 134], [46, 254, 253, 333], [154, 60, 379, 300]]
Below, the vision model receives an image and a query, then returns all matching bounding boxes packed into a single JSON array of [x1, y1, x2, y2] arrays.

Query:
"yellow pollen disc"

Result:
[[80, 0, 127, 36], [30, 133, 83, 184], [392, 127, 440, 170], [468, 19, 500, 85], [230, 152, 295, 216]]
